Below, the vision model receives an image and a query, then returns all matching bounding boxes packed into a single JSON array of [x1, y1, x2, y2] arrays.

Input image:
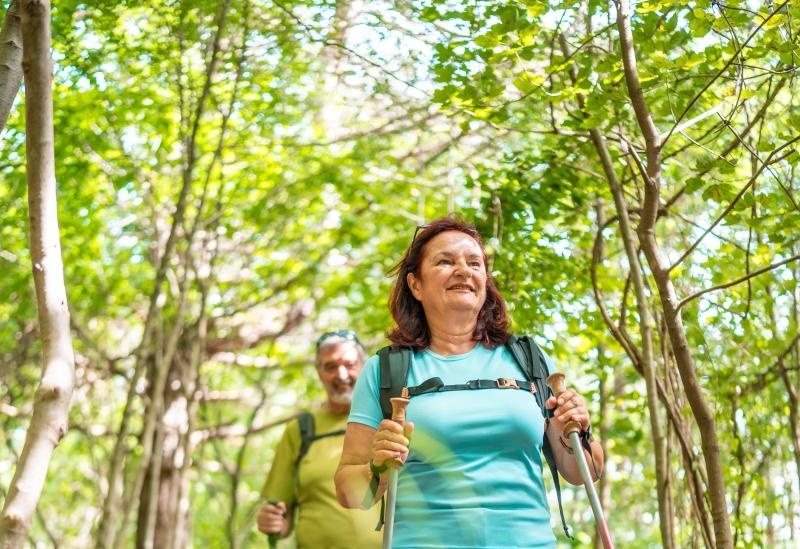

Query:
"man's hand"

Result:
[[256, 499, 287, 536]]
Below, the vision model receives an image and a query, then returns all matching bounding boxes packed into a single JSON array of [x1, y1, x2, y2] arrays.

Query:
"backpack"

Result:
[[376, 334, 572, 539], [294, 411, 346, 466]]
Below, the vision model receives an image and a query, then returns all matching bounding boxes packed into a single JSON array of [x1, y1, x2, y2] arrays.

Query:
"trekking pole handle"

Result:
[[390, 393, 409, 423], [546, 374, 616, 549], [388, 387, 411, 466], [265, 499, 283, 549], [383, 387, 410, 549], [546, 372, 582, 436]]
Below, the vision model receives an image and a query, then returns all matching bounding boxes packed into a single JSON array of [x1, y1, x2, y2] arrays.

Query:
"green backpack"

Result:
[[376, 334, 572, 539]]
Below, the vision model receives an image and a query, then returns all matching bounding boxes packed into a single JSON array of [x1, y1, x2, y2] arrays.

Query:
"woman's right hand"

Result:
[[371, 418, 414, 469]]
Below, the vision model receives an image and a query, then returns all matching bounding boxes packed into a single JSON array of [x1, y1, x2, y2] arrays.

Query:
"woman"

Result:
[[334, 217, 605, 548]]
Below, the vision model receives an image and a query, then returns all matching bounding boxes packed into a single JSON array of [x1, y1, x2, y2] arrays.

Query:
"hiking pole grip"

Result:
[[265, 499, 282, 549], [546, 374, 616, 549], [383, 388, 410, 549], [546, 373, 582, 436]]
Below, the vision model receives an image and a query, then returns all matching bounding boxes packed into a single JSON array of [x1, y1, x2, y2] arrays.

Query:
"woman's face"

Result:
[[407, 230, 487, 320]]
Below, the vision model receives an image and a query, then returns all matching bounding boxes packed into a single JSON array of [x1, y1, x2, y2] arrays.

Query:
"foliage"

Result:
[[1, 0, 798, 547]]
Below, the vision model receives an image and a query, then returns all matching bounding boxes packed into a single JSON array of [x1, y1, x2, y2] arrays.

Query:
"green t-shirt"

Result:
[[261, 408, 382, 549]]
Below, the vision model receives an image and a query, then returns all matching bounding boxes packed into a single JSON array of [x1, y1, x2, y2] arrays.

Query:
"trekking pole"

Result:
[[383, 387, 410, 549], [265, 499, 282, 549], [547, 373, 615, 549]]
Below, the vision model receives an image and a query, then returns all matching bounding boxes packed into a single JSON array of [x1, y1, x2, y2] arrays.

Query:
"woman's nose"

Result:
[[454, 259, 471, 276]]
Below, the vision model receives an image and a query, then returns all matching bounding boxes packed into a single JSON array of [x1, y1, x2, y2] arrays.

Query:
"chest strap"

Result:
[[407, 376, 538, 396]]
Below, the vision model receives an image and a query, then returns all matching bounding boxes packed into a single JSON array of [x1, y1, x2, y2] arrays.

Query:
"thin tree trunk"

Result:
[[597, 132, 674, 549], [0, 2, 75, 549], [0, 0, 23, 133], [613, 1, 732, 546], [97, 1, 233, 542], [562, 23, 675, 544]]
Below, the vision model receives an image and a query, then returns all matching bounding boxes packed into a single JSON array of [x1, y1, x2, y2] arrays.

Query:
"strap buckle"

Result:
[[496, 377, 519, 389]]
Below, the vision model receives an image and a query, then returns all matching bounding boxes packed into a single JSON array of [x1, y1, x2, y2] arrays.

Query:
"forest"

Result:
[[1, 0, 798, 548]]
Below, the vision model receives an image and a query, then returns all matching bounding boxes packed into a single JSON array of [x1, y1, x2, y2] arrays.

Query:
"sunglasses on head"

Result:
[[411, 224, 429, 246], [316, 329, 362, 350]]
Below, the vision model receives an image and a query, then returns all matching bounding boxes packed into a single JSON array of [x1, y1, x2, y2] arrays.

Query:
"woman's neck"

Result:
[[427, 323, 477, 356]]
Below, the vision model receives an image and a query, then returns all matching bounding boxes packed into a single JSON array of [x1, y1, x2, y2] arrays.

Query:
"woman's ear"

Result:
[[407, 272, 422, 301]]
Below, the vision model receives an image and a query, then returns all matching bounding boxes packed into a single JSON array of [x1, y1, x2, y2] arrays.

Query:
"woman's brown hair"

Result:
[[386, 216, 510, 350]]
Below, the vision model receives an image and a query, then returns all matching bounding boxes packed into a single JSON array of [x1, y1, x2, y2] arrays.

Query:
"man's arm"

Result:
[[257, 420, 300, 536]]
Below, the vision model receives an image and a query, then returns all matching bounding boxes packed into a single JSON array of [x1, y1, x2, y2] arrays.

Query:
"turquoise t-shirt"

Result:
[[349, 343, 557, 549]]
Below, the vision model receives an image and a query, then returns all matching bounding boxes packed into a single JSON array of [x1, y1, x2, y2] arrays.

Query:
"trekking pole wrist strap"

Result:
[[369, 458, 388, 476]]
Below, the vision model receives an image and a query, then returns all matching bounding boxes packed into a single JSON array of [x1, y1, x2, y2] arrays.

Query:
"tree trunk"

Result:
[[0, 2, 75, 548], [0, 0, 23, 133], [595, 132, 675, 549], [562, 21, 676, 543], [136, 347, 198, 549], [613, 1, 732, 546], [97, 3, 234, 545]]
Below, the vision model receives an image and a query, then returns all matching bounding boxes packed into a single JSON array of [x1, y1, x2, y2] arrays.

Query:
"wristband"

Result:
[[369, 459, 388, 476], [560, 426, 594, 454], [558, 432, 574, 454]]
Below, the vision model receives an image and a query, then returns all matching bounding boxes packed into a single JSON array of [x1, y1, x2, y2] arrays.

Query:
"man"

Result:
[[257, 330, 382, 548]]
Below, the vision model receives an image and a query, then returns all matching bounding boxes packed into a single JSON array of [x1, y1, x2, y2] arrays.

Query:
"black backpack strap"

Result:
[[507, 335, 573, 540], [407, 376, 537, 395], [295, 411, 315, 467], [373, 345, 412, 531], [542, 430, 572, 539], [378, 345, 411, 419], [507, 334, 549, 411], [295, 411, 345, 467]]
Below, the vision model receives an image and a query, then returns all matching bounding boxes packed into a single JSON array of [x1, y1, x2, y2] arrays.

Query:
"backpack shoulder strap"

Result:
[[507, 334, 550, 414], [295, 411, 315, 466], [378, 346, 412, 419], [506, 334, 573, 540]]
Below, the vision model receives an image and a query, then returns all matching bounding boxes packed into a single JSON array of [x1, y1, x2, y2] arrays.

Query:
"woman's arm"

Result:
[[545, 388, 605, 486], [335, 419, 413, 509], [545, 420, 605, 485], [335, 423, 385, 509]]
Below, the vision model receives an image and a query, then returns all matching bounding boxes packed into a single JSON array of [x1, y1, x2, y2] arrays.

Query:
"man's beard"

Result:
[[330, 388, 354, 406]]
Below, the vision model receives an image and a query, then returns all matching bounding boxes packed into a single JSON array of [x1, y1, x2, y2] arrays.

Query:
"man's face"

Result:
[[316, 341, 364, 405]]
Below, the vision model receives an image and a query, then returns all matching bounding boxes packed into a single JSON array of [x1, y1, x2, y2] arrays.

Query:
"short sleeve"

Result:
[[260, 418, 301, 505], [348, 354, 383, 429]]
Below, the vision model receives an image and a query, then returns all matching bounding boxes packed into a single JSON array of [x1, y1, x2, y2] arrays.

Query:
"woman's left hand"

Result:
[[546, 388, 591, 433], [545, 388, 604, 485]]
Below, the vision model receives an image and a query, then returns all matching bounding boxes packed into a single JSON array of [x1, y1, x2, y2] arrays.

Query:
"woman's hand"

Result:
[[546, 388, 591, 434], [545, 388, 604, 485], [337, 421, 413, 509], [371, 418, 414, 469]]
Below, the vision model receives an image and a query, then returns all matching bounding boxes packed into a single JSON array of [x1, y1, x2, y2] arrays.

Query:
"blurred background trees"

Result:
[[1, 1, 798, 547]]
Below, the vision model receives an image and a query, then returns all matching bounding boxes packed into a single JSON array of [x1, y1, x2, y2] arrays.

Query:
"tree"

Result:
[[420, 1, 798, 546], [1, 1, 798, 547], [0, 1, 75, 548], [0, 0, 22, 134]]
